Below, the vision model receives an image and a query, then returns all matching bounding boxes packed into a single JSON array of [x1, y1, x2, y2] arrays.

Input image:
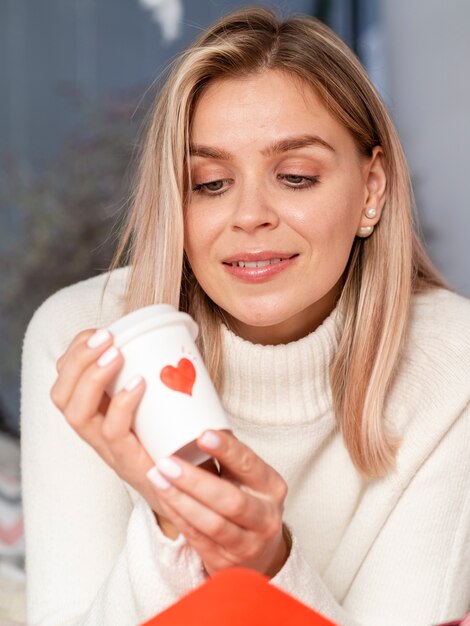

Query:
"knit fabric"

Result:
[[20, 268, 470, 626]]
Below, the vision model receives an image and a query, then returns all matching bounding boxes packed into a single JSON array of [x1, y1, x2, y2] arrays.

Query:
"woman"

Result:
[[21, 7, 470, 626]]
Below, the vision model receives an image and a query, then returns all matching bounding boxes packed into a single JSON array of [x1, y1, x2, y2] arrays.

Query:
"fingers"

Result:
[[198, 430, 288, 503], [150, 456, 274, 533], [51, 328, 116, 410], [98, 377, 158, 490], [148, 468, 256, 550], [156, 499, 235, 572], [51, 328, 178, 529], [51, 326, 142, 459], [146, 454, 287, 576], [55, 329, 95, 373], [102, 376, 144, 440], [63, 348, 123, 431]]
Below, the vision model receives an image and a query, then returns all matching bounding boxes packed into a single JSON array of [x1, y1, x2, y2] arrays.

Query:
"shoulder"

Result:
[[23, 267, 129, 359], [401, 287, 470, 389], [386, 288, 470, 459], [404, 288, 470, 379], [409, 287, 470, 346]]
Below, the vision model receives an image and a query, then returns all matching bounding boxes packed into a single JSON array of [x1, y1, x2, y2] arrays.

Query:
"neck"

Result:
[[224, 279, 343, 345], [220, 304, 342, 426]]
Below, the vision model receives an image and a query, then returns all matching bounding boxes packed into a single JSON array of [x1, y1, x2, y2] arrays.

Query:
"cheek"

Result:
[[184, 205, 224, 276], [287, 190, 360, 251]]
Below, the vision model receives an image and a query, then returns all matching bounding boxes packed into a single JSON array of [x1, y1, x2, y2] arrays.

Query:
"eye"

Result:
[[277, 174, 320, 189], [192, 178, 232, 195]]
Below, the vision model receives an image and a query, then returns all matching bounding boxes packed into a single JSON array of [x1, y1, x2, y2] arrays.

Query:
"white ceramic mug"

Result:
[[106, 304, 230, 465]]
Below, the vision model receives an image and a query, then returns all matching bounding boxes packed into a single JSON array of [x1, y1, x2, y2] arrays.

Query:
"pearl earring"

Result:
[[357, 225, 374, 238], [365, 207, 377, 219]]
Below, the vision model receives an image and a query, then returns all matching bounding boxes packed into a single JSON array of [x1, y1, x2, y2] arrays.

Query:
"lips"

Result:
[[222, 252, 299, 283], [229, 258, 283, 268], [222, 251, 298, 265]]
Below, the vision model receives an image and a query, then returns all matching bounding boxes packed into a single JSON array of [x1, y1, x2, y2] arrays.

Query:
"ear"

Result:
[[357, 146, 387, 231]]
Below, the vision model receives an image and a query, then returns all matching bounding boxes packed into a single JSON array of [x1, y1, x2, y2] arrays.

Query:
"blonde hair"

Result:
[[110, 7, 445, 478]]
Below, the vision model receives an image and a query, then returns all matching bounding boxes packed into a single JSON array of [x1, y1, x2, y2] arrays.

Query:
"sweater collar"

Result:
[[220, 307, 342, 426]]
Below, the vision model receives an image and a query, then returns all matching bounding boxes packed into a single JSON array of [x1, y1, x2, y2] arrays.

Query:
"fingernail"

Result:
[[125, 375, 143, 392], [200, 430, 221, 449], [87, 329, 111, 349], [97, 346, 119, 367], [147, 467, 171, 490], [157, 457, 182, 479]]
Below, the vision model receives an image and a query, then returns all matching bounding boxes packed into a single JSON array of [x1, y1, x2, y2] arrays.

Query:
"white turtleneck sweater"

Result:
[[21, 268, 470, 626]]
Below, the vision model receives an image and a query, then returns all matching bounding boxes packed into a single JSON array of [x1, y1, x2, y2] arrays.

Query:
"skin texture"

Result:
[[51, 70, 386, 579]]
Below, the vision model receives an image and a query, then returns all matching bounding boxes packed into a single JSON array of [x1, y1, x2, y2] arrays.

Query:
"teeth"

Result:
[[243, 261, 270, 268], [231, 258, 283, 268]]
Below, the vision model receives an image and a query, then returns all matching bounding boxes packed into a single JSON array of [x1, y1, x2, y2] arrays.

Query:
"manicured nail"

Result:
[[125, 375, 143, 392], [97, 346, 119, 367], [147, 467, 171, 490], [200, 430, 221, 449], [87, 329, 111, 348], [157, 457, 182, 479]]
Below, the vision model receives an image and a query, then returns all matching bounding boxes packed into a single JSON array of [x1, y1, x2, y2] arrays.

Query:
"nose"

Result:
[[230, 180, 280, 233]]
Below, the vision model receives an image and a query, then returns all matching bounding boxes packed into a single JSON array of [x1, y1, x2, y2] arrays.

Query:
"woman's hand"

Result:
[[50, 328, 179, 535], [146, 430, 290, 578]]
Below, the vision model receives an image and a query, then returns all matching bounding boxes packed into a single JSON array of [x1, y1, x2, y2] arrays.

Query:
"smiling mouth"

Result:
[[223, 254, 298, 268], [229, 258, 283, 268], [222, 253, 299, 283]]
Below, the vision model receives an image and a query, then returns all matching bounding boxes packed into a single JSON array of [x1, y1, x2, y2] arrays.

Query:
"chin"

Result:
[[229, 306, 294, 329]]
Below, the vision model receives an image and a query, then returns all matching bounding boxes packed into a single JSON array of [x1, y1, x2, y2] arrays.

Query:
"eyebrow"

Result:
[[188, 134, 335, 160]]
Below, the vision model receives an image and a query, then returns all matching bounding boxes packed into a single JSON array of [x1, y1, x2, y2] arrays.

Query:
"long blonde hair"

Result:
[[110, 7, 445, 478]]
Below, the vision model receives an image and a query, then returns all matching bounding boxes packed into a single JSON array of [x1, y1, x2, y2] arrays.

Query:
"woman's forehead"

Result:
[[189, 70, 354, 158]]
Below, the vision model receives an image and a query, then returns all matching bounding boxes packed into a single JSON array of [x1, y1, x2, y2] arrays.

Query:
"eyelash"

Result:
[[192, 179, 232, 196], [278, 174, 320, 190], [192, 174, 320, 197]]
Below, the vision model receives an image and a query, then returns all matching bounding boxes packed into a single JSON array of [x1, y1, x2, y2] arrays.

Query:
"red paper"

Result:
[[141, 567, 336, 625]]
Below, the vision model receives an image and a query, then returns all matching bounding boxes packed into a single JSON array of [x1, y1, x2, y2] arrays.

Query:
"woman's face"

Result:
[[184, 70, 385, 344]]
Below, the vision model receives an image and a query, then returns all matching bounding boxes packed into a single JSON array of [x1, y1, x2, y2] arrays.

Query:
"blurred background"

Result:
[[0, 0, 469, 621]]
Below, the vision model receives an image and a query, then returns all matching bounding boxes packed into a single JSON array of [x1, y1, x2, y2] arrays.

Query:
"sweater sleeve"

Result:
[[271, 531, 361, 626], [20, 290, 207, 626], [270, 403, 470, 626]]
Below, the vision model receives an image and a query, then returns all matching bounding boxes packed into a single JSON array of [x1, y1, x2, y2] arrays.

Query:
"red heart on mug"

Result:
[[160, 358, 196, 396]]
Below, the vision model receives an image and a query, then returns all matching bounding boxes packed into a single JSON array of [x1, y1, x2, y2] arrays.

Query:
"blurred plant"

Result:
[[0, 86, 147, 427]]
